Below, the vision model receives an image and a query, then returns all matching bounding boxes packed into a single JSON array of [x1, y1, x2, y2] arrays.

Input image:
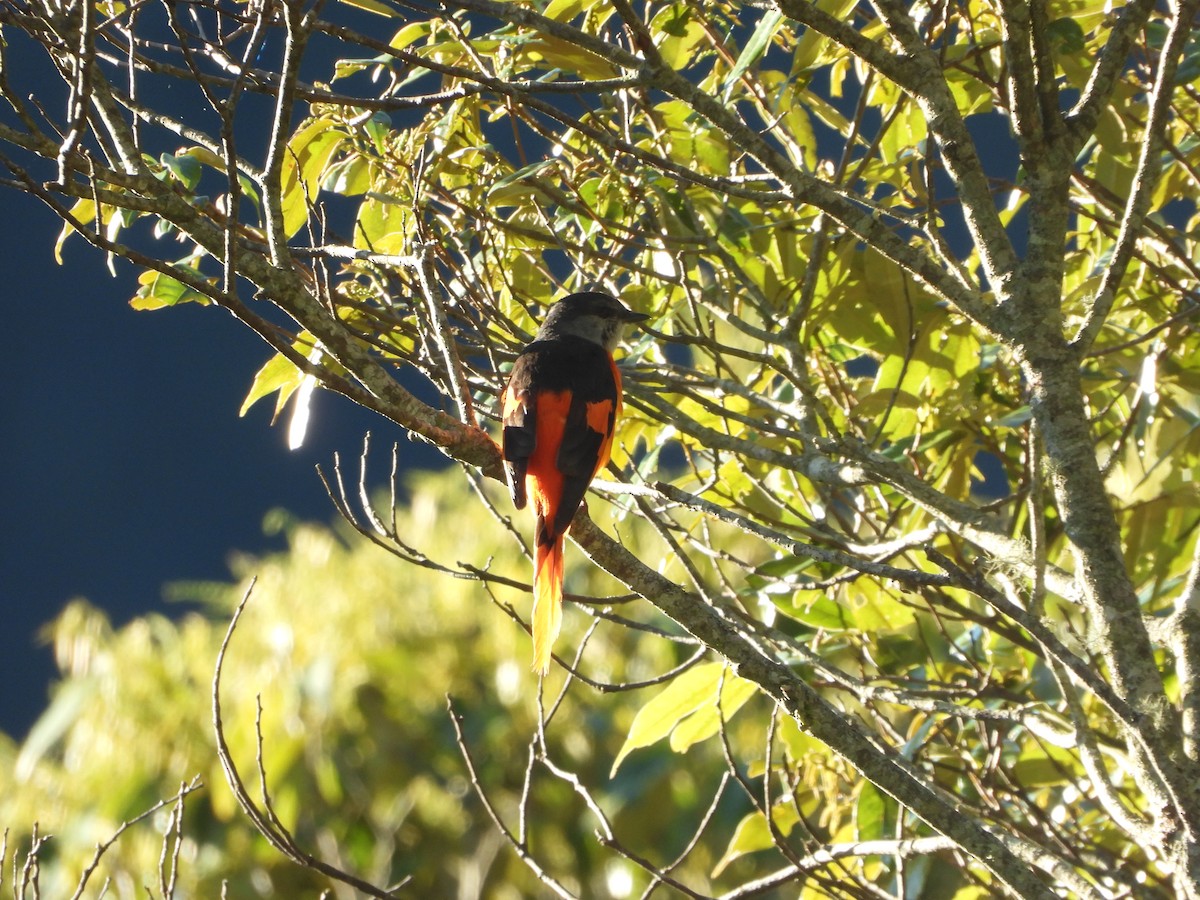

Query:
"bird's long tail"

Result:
[[531, 532, 565, 675]]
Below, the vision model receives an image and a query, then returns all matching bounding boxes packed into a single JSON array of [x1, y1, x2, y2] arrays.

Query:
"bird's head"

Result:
[[535, 291, 650, 351]]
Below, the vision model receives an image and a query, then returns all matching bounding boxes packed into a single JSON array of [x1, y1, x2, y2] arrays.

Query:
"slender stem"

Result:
[[1071, 0, 1200, 353]]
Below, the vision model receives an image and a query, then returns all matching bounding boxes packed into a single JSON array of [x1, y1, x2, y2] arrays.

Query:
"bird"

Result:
[[500, 291, 649, 674]]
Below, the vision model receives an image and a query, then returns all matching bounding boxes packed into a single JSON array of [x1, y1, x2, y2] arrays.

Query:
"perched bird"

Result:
[[501, 292, 649, 674]]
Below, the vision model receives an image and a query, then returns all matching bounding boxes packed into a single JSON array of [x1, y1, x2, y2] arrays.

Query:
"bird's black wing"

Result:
[[501, 352, 537, 509]]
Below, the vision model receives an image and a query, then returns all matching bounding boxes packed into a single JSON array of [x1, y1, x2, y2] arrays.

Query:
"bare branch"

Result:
[[59, 778, 202, 900], [1071, 0, 1200, 353], [719, 836, 956, 900], [1065, 0, 1157, 148], [446, 697, 578, 900], [212, 581, 408, 898]]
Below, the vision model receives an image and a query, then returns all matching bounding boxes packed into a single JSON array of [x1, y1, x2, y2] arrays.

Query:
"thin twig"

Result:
[[212, 582, 407, 898], [446, 697, 578, 900]]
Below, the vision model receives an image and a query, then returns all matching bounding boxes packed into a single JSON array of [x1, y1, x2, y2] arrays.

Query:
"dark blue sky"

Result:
[[0, 186, 443, 738], [0, 14, 454, 741]]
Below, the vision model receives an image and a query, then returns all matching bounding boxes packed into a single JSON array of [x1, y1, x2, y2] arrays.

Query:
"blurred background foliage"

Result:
[[0, 469, 806, 898]]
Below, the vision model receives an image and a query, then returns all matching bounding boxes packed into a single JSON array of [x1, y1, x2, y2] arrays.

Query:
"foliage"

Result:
[[2, 0, 1200, 897], [2, 474, 761, 897]]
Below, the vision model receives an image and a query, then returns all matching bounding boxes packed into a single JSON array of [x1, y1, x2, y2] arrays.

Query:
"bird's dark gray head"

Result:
[[535, 291, 649, 351]]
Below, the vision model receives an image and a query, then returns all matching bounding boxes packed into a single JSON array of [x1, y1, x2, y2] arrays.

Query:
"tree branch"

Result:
[[568, 514, 1061, 898], [1071, 0, 1200, 354], [1065, 0, 1157, 151], [212, 582, 408, 898]]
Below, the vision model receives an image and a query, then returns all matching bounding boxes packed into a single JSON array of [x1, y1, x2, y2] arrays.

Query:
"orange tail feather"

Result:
[[531, 534, 565, 675]]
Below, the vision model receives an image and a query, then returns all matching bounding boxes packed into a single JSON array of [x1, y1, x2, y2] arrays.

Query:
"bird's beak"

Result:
[[622, 310, 651, 324]]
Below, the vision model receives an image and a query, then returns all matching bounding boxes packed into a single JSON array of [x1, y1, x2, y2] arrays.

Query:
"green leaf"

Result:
[[493, 34, 615, 80], [15, 677, 98, 777], [336, 0, 396, 15], [1175, 32, 1200, 85], [722, 9, 783, 104], [323, 155, 372, 195], [364, 113, 391, 154], [855, 782, 887, 841], [786, 592, 856, 630], [1011, 754, 1071, 788], [852, 584, 916, 631], [754, 555, 811, 579], [611, 663, 720, 774], [280, 119, 347, 238], [240, 351, 307, 419], [777, 715, 825, 760], [612, 662, 757, 774], [543, 0, 600, 22], [782, 98, 817, 171], [667, 674, 757, 752], [650, 5, 707, 70], [1045, 18, 1086, 55], [993, 405, 1032, 428], [712, 801, 801, 877], [159, 151, 202, 191], [237, 173, 262, 218], [355, 192, 412, 255], [131, 267, 212, 310], [390, 21, 432, 52], [487, 159, 557, 198], [792, 0, 858, 70], [55, 198, 98, 263], [178, 145, 226, 169]]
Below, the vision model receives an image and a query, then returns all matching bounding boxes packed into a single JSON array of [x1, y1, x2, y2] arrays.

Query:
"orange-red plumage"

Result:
[[500, 293, 646, 674], [528, 390, 572, 675]]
